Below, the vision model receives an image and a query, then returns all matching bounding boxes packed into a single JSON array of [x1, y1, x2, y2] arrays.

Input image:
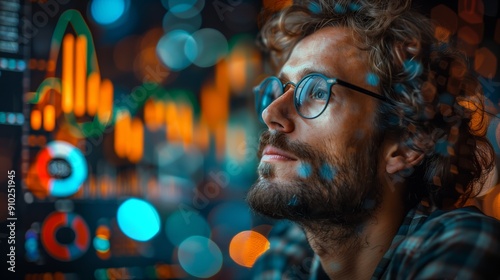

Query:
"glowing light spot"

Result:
[[16, 113, 24, 125], [366, 72, 380, 86], [178, 236, 222, 278], [185, 28, 228, 68], [93, 236, 110, 252], [434, 139, 450, 156], [458, 0, 484, 24], [117, 198, 160, 241], [157, 30, 196, 71], [403, 59, 423, 78], [474, 47, 497, 78], [17, 60, 26, 71], [320, 164, 336, 181], [334, 3, 346, 13], [349, 3, 361, 11], [438, 93, 454, 106], [91, 0, 127, 25], [296, 163, 312, 178], [229, 231, 270, 268], [25, 238, 37, 251], [431, 5, 458, 34], [40, 141, 88, 198], [165, 209, 210, 246], [308, 2, 320, 14], [394, 83, 405, 94]]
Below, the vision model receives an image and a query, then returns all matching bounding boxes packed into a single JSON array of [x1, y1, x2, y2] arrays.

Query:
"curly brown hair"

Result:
[[257, 0, 495, 209]]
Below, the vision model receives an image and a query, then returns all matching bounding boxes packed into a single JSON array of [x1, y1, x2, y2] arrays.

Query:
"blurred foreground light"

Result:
[[117, 198, 160, 241], [165, 209, 211, 246], [91, 0, 127, 25], [93, 236, 110, 252], [178, 236, 222, 278], [157, 30, 195, 71], [185, 28, 228, 68], [229, 230, 270, 268]]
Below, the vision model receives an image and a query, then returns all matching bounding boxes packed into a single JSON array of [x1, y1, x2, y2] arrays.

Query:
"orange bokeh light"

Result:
[[474, 47, 497, 78], [458, 0, 484, 24], [229, 230, 270, 268], [431, 5, 458, 35]]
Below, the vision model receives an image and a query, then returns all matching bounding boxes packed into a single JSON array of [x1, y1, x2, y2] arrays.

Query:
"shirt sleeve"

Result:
[[392, 207, 500, 280], [251, 221, 316, 280]]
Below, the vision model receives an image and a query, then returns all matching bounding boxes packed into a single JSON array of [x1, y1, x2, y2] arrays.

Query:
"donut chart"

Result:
[[41, 212, 90, 261], [35, 141, 88, 197]]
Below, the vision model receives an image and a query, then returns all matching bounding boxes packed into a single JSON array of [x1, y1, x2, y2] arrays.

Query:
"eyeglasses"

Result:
[[254, 73, 388, 122]]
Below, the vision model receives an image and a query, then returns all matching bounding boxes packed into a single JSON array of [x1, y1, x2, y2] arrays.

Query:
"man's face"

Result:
[[247, 27, 385, 229]]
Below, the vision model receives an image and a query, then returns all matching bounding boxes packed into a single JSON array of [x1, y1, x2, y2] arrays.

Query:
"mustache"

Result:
[[257, 131, 317, 160]]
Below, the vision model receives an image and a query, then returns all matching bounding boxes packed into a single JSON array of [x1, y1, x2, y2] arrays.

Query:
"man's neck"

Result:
[[303, 188, 406, 279]]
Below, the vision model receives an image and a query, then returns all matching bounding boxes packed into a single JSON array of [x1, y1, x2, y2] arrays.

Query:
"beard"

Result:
[[246, 130, 382, 235]]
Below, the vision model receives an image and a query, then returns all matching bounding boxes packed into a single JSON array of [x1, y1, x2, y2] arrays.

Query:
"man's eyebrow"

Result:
[[278, 68, 332, 82]]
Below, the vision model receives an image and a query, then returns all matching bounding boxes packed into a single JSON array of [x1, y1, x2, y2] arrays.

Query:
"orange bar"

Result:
[[196, 122, 210, 152], [114, 110, 130, 158], [229, 50, 247, 93], [216, 60, 230, 98], [128, 118, 144, 163], [87, 72, 100, 116], [201, 82, 228, 129], [180, 104, 193, 146], [154, 100, 165, 128], [165, 102, 180, 141], [144, 99, 156, 130], [31, 109, 41, 130], [62, 34, 74, 113], [43, 105, 55, 131], [75, 35, 87, 117], [98, 79, 113, 123]]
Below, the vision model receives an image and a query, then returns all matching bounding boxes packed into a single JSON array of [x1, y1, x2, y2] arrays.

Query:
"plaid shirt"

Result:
[[251, 202, 500, 279]]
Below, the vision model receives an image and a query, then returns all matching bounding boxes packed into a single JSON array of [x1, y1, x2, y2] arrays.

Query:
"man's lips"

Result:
[[261, 145, 298, 161]]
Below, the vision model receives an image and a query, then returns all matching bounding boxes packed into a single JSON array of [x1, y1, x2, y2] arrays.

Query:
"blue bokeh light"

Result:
[[117, 198, 160, 241], [185, 28, 228, 68], [366, 72, 380, 86], [91, 0, 127, 25], [93, 236, 110, 252], [178, 236, 223, 278], [157, 30, 196, 71], [165, 209, 211, 246]]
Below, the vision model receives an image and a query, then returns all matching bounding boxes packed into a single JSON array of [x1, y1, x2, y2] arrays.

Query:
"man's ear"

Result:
[[385, 143, 425, 174]]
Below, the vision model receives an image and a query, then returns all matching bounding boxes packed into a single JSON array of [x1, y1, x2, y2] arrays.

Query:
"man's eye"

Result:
[[310, 90, 329, 100]]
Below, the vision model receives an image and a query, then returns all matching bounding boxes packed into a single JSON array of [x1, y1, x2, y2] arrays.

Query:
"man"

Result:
[[246, 0, 500, 279]]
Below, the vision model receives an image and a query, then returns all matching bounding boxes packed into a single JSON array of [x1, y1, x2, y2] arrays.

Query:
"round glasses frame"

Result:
[[253, 73, 389, 122]]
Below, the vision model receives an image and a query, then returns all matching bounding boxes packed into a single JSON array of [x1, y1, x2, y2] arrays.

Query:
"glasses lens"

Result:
[[256, 78, 282, 116], [295, 75, 329, 118]]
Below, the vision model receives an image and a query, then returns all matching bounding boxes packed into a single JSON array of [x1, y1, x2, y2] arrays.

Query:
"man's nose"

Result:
[[261, 89, 295, 133]]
